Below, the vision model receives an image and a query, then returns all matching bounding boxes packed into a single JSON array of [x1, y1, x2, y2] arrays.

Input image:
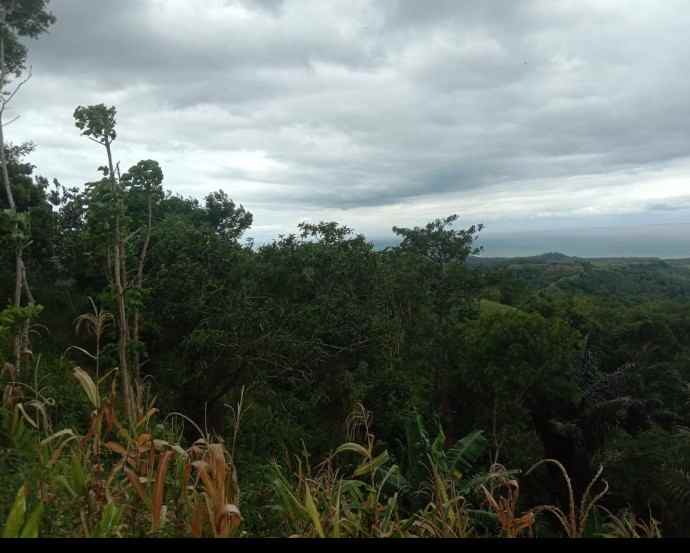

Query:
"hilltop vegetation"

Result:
[[473, 252, 690, 302], [3, 134, 690, 536], [2, 1, 690, 540]]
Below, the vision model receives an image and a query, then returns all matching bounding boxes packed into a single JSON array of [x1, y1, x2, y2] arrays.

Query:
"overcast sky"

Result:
[[9, 0, 690, 256]]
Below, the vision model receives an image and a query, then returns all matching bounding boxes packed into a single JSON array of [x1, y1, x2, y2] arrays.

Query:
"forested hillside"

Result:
[[2, 1, 690, 540]]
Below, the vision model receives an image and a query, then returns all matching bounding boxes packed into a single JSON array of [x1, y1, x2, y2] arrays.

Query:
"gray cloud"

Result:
[[647, 197, 690, 212], [8, 0, 690, 250]]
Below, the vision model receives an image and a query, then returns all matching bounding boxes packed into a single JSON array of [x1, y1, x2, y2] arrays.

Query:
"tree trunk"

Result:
[[105, 139, 135, 427], [12, 248, 22, 365], [19, 255, 35, 362], [0, 21, 31, 373], [132, 193, 152, 409]]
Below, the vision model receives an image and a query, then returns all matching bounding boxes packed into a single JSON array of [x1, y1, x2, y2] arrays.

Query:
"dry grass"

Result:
[[478, 464, 536, 538], [525, 459, 609, 538], [2, 358, 662, 539], [597, 507, 661, 538], [16, 366, 245, 538]]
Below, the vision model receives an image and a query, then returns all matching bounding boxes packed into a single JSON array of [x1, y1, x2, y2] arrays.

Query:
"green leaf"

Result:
[[94, 503, 122, 538], [353, 450, 390, 478], [73, 366, 100, 408], [70, 452, 89, 495], [19, 504, 43, 538], [447, 430, 487, 472], [2, 485, 27, 538], [303, 482, 325, 538], [56, 475, 78, 499], [335, 442, 371, 459]]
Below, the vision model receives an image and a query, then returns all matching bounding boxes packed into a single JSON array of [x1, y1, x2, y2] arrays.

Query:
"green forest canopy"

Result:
[[2, 1, 690, 539]]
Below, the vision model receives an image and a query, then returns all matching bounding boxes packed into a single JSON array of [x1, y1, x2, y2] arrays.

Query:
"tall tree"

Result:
[[121, 159, 164, 384], [0, 0, 55, 371], [74, 104, 136, 426], [389, 215, 483, 434]]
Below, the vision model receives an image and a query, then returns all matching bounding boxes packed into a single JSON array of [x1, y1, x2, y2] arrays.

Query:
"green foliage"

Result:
[[400, 414, 487, 497], [205, 189, 253, 241], [393, 214, 483, 266], [89, 503, 123, 539], [0, 303, 43, 357], [2, 0, 56, 38], [73, 104, 117, 145], [121, 159, 163, 194], [2, 485, 43, 538], [0, 0, 56, 77], [3, 92, 690, 538]]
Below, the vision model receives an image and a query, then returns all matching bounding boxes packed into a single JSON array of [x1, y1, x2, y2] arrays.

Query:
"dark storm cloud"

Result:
[[10, 0, 690, 241], [29, 1, 382, 84]]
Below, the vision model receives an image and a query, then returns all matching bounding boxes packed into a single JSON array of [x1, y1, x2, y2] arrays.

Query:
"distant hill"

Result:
[[467, 252, 579, 267], [468, 252, 690, 302], [468, 252, 670, 267]]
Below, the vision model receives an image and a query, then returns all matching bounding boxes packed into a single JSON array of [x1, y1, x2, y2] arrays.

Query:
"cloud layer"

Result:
[[9, 0, 690, 252]]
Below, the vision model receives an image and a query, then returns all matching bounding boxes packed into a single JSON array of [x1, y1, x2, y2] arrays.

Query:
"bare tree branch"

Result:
[[0, 66, 32, 113], [1, 114, 20, 127], [125, 227, 144, 243]]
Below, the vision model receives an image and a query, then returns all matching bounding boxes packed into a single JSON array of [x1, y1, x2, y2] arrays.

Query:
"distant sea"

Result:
[[371, 223, 690, 259]]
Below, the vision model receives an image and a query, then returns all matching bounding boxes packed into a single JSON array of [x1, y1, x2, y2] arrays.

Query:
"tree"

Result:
[[387, 215, 484, 432], [455, 309, 580, 464], [205, 190, 253, 241], [0, 0, 55, 371], [1, 143, 54, 288], [145, 202, 256, 433], [74, 104, 136, 426], [393, 215, 483, 267], [121, 159, 164, 382]]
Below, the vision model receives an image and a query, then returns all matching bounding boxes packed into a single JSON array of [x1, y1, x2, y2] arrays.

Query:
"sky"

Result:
[[8, 0, 690, 257]]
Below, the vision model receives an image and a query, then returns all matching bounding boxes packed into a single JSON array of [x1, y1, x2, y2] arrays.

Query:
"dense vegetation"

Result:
[[2, 1, 689, 539]]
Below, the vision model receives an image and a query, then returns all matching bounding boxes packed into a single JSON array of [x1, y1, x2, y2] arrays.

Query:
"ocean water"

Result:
[[475, 225, 690, 259], [372, 223, 690, 259]]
